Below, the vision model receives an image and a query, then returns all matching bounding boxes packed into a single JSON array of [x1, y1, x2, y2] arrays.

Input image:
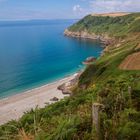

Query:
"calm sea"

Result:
[[0, 20, 103, 98]]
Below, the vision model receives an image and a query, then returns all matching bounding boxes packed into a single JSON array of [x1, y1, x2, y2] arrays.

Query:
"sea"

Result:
[[0, 19, 103, 98]]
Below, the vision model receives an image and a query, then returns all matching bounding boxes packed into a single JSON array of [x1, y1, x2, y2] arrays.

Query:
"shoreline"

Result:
[[0, 73, 79, 125], [0, 71, 80, 99]]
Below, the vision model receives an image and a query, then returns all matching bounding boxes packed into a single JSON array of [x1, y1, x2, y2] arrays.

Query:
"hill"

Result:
[[0, 13, 140, 140]]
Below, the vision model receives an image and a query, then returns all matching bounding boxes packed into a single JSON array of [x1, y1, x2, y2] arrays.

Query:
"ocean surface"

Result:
[[0, 20, 103, 98]]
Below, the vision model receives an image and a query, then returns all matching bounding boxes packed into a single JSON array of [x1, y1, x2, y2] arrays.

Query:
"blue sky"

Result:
[[0, 0, 140, 20]]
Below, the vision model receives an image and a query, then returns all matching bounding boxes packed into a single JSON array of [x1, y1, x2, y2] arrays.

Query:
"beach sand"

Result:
[[0, 73, 78, 125]]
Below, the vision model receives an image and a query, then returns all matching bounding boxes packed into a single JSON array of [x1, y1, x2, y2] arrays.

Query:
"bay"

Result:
[[0, 20, 103, 98]]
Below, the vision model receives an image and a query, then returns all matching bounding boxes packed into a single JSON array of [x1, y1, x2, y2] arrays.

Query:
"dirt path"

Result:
[[119, 52, 140, 70]]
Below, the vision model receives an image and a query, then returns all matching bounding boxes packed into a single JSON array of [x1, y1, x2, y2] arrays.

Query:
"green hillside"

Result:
[[68, 13, 140, 37], [0, 13, 140, 140]]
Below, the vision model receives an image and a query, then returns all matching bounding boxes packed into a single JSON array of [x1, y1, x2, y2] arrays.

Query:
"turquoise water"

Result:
[[0, 20, 103, 98]]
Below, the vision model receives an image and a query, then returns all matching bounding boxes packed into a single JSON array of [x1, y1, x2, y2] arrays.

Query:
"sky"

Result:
[[0, 0, 140, 20]]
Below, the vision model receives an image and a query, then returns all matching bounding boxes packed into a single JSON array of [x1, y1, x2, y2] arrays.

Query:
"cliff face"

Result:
[[64, 29, 113, 46], [65, 13, 140, 57], [65, 13, 140, 44]]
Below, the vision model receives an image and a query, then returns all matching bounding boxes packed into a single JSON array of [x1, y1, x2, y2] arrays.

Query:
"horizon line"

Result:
[[0, 18, 79, 22]]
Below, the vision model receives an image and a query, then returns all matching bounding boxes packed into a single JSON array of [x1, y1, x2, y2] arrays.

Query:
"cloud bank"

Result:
[[73, 0, 140, 18], [90, 0, 140, 13]]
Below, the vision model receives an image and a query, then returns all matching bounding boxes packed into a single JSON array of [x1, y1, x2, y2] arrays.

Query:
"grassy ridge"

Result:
[[69, 13, 140, 37], [0, 13, 140, 140]]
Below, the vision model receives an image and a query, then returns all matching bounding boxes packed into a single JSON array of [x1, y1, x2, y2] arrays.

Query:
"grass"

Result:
[[68, 13, 140, 38]]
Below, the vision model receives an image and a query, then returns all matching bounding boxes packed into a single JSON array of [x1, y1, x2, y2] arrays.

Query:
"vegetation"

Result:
[[0, 13, 140, 140], [69, 13, 140, 38]]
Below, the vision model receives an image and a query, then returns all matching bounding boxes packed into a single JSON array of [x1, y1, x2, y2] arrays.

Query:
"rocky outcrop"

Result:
[[58, 73, 81, 95], [82, 56, 96, 65], [57, 82, 73, 95], [64, 29, 113, 46]]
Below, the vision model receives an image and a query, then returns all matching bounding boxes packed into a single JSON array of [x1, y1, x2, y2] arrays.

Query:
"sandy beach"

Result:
[[0, 73, 78, 125]]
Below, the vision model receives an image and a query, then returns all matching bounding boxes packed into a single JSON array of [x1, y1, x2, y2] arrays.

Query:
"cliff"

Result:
[[64, 29, 113, 46]]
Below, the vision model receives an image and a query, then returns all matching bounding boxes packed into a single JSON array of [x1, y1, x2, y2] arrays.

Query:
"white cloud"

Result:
[[73, 5, 83, 13], [90, 0, 140, 13]]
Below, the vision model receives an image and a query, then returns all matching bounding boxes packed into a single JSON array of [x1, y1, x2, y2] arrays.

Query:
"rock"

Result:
[[83, 56, 96, 65], [57, 73, 81, 95], [50, 97, 59, 101], [57, 83, 65, 90], [58, 82, 72, 95], [62, 89, 72, 95]]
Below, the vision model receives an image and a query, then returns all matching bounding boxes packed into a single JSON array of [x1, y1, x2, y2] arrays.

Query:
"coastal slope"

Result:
[[0, 13, 140, 140]]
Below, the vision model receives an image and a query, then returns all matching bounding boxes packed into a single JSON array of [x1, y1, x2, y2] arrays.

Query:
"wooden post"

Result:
[[92, 103, 104, 140], [128, 86, 132, 106]]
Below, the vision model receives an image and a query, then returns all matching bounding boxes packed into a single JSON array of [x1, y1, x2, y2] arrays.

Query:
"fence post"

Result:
[[92, 103, 104, 140]]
